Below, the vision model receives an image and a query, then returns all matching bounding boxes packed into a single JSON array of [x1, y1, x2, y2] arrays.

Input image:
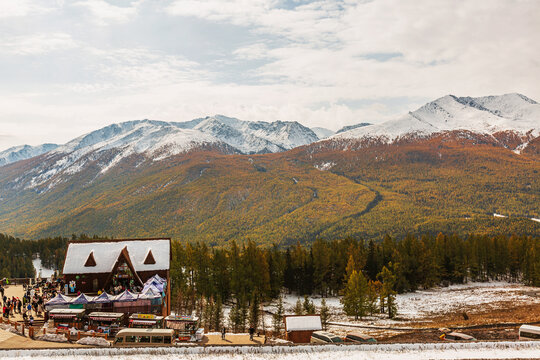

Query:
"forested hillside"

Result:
[[0, 135, 537, 243], [0, 233, 68, 278]]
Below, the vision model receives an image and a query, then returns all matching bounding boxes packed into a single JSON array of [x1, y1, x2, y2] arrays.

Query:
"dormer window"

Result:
[[84, 251, 96, 267], [144, 250, 156, 265]]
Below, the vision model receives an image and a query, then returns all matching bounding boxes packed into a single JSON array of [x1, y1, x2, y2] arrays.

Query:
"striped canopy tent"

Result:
[[71, 293, 92, 304], [93, 291, 114, 303], [150, 274, 166, 284], [142, 282, 164, 293], [138, 287, 161, 300], [45, 293, 72, 306], [114, 290, 137, 302]]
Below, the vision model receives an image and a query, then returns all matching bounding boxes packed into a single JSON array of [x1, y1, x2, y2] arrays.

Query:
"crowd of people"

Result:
[[0, 278, 61, 326]]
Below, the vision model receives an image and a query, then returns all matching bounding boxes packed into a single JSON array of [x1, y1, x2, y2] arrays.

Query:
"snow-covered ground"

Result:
[[278, 282, 537, 321], [32, 257, 55, 279], [254, 281, 540, 335], [2, 342, 540, 360]]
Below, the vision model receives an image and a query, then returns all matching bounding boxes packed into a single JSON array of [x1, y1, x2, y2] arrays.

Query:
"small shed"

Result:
[[284, 315, 322, 343]]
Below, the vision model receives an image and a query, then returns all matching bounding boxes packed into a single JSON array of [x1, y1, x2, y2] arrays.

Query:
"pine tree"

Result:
[[293, 298, 304, 315], [228, 300, 240, 333], [272, 295, 285, 335], [202, 297, 215, 331], [367, 280, 381, 316], [341, 270, 369, 320], [239, 295, 249, 332], [248, 291, 260, 330], [213, 296, 224, 331], [303, 295, 315, 314], [365, 240, 379, 280], [320, 298, 330, 330], [378, 264, 398, 319]]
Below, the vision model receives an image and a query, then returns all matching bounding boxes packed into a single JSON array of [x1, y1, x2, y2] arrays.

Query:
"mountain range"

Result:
[[0, 93, 538, 242]]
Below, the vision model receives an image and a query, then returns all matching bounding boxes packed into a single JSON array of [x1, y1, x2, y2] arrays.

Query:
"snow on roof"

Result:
[[62, 239, 170, 274], [285, 315, 322, 331]]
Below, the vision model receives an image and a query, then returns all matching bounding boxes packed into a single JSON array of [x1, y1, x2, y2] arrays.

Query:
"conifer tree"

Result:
[[249, 291, 260, 329], [293, 298, 304, 315], [378, 264, 398, 318], [213, 296, 223, 331], [228, 300, 240, 333], [367, 280, 381, 316], [320, 298, 330, 330], [272, 296, 285, 335], [341, 270, 369, 320], [303, 295, 315, 314]]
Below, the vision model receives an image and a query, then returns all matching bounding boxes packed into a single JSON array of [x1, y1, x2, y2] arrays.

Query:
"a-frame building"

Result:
[[62, 238, 171, 315]]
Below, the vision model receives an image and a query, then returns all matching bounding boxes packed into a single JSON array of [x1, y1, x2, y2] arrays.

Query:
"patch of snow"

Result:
[[32, 257, 55, 279], [493, 213, 507, 218], [76, 336, 111, 346], [314, 162, 335, 171], [531, 218, 540, 223], [311, 127, 335, 139], [36, 333, 68, 342], [0, 143, 58, 167]]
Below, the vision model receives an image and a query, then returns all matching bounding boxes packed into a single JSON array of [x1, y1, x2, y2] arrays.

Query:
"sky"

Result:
[[0, 0, 539, 151]]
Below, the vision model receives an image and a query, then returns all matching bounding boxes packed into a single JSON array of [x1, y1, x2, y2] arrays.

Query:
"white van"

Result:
[[114, 328, 175, 347], [519, 325, 540, 340]]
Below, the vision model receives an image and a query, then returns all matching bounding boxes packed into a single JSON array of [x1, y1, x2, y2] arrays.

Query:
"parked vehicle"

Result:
[[440, 331, 476, 341], [310, 331, 344, 344], [113, 328, 175, 347], [519, 325, 540, 340], [344, 331, 376, 343]]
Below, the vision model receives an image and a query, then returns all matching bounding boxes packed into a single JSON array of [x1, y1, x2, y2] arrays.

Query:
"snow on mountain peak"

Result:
[[13, 116, 321, 191], [0, 143, 58, 166], [331, 93, 539, 144], [185, 115, 319, 154]]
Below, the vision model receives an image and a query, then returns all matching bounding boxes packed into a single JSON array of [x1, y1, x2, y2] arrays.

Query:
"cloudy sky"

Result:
[[0, 0, 538, 150]]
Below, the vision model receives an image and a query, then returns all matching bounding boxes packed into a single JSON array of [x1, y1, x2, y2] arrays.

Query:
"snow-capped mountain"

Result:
[[9, 120, 234, 191], [0, 143, 58, 166], [336, 123, 372, 134], [331, 93, 539, 146], [3, 116, 320, 191], [311, 127, 335, 139], [177, 115, 319, 154]]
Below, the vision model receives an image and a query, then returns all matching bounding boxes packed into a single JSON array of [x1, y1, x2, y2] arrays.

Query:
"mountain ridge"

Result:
[[0, 93, 537, 242]]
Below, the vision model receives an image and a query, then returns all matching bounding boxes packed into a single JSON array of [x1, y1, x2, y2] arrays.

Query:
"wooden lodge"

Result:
[[61, 238, 171, 316]]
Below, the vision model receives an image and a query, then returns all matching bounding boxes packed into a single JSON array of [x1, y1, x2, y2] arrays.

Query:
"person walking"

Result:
[[221, 326, 226, 340], [249, 327, 255, 341]]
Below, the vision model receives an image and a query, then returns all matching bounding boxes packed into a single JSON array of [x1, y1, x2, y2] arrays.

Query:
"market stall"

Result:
[[165, 315, 202, 341], [48, 308, 86, 329], [88, 312, 125, 336], [128, 313, 164, 329]]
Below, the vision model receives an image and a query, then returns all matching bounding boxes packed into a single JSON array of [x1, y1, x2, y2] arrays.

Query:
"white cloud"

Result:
[[0, 0, 539, 150], [0, 33, 77, 55], [232, 43, 271, 60], [72, 0, 139, 25], [0, 0, 52, 17]]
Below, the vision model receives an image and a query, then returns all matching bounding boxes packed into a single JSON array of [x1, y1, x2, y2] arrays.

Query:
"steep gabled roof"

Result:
[[62, 238, 170, 274]]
